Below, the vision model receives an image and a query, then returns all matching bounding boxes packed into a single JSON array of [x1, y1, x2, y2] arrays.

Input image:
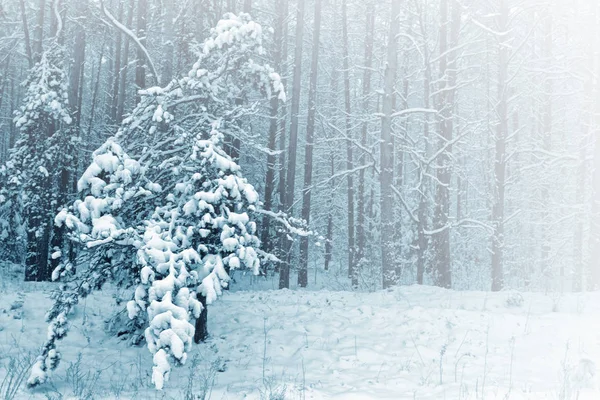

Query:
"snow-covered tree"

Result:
[[28, 13, 285, 390], [0, 41, 74, 281]]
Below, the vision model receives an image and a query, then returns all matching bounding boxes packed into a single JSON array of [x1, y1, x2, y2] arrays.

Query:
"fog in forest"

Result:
[[0, 0, 600, 398]]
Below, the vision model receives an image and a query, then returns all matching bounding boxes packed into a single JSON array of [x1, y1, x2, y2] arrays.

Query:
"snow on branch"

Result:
[[100, 1, 160, 85]]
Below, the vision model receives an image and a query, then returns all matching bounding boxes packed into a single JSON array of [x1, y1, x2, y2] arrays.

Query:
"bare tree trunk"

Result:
[[135, 0, 147, 99], [491, 0, 508, 292], [33, 0, 45, 62], [261, 0, 284, 271], [324, 155, 334, 271], [539, 14, 553, 281], [117, 0, 135, 122], [432, 0, 459, 289], [161, 0, 175, 85], [276, 0, 289, 270], [356, 3, 374, 278], [69, 0, 86, 131], [298, 0, 322, 288], [381, 0, 400, 289], [416, 2, 432, 285], [341, 0, 357, 287], [280, 0, 305, 289], [574, 81, 592, 291], [19, 0, 33, 68], [243, 0, 251, 13], [110, 0, 124, 123]]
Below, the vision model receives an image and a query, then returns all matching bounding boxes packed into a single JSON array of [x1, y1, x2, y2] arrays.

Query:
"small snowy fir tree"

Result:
[[28, 13, 285, 390]]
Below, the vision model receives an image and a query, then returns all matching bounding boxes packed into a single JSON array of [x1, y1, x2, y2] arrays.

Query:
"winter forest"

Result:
[[0, 0, 600, 398]]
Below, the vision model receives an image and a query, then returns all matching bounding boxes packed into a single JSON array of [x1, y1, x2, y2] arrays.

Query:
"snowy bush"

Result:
[[505, 291, 524, 308], [28, 13, 284, 390]]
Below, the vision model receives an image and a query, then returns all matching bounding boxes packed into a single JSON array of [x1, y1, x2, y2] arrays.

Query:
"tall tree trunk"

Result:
[[539, 14, 553, 282], [574, 83, 592, 291], [261, 0, 284, 270], [69, 0, 86, 131], [324, 155, 334, 271], [33, 0, 45, 62], [380, 0, 400, 289], [276, 0, 289, 269], [161, 0, 175, 85], [432, 0, 459, 289], [135, 0, 147, 99], [491, 0, 508, 292], [416, 4, 432, 285], [110, 0, 124, 123], [341, 0, 357, 287], [280, 0, 306, 289], [356, 3, 374, 278], [298, 0, 322, 288], [19, 0, 33, 68], [243, 0, 251, 13], [117, 0, 135, 122]]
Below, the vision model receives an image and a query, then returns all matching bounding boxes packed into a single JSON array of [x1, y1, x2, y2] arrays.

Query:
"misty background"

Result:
[[0, 0, 598, 293]]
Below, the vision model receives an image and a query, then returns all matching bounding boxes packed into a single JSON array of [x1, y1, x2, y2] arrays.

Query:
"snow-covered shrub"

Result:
[[505, 291, 524, 308], [29, 13, 285, 390]]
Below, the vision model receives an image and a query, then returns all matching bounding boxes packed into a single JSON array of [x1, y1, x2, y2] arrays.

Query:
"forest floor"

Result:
[[0, 264, 599, 399]]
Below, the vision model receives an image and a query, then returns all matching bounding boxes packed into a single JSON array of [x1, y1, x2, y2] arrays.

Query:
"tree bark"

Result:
[[341, 0, 357, 287], [33, 0, 45, 62], [193, 294, 208, 343], [135, 0, 147, 99], [117, 0, 135, 123], [280, 0, 306, 289], [110, 0, 124, 123], [298, 0, 322, 288], [356, 4, 374, 279], [380, 0, 400, 289], [19, 0, 33, 68], [432, 0, 459, 289], [491, 0, 508, 292], [261, 0, 284, 271]]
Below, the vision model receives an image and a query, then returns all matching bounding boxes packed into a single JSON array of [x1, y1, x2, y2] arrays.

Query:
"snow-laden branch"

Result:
[[100, 1, 160, 85], [53, 0, 63, 39], [390, 108, 438, 119], [255, 209, 312, 237]]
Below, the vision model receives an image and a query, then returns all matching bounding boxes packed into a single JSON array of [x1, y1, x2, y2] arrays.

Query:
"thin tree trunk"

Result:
[[117, 0, 135, 122], [380, 0, 400, 289], [33, 0, 45, 62], [324, 155, 334, 271], [161, 0, 175, 85], [491, 0, 508, 292], [539, 14, 553, 282], [69, 0, 86, 130], [135, 0, 147, 99], [276, 0, 289, 263], [298, 0, 322, 288], [110, 0, 124, 123], [261, 0, 284, 271], [19, 0, 33, 68], [432, 0, 459, 289], [280, 0, 306, 289], [356, 4, 374, 277], [341, 0, 357, 287]]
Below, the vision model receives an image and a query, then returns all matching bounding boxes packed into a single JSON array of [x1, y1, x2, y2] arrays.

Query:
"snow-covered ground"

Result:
[[0, 269, 599, 399]]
